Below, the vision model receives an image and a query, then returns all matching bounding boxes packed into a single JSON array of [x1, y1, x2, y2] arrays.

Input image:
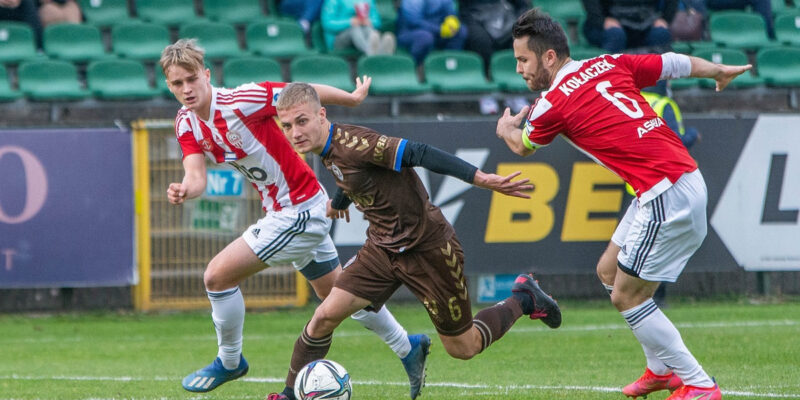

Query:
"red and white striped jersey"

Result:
[[523, 53, 697, 204], [175, 81, 321, 212]]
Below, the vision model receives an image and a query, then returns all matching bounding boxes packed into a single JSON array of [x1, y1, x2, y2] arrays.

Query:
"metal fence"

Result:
[[131, 119, 308, 310]]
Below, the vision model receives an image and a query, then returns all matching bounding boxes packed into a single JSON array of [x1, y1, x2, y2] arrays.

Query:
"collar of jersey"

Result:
[[320, 123, 334, 157]]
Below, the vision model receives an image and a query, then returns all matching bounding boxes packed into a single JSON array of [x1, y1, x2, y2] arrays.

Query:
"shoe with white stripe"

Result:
[[182, 355, 249, 392]]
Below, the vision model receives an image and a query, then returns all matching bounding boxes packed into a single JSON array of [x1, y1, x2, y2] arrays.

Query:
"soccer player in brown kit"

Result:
[[265, 82, 562, 400]]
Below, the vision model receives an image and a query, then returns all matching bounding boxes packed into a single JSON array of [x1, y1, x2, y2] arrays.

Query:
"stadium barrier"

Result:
[[131, 119, 309, 311]]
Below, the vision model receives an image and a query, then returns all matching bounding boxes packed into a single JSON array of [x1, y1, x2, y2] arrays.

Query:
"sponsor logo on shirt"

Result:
[[558, 59, 616, 96], [272, 87, 282, 106], [637, 117, 664, 138], [201, 138, 213, 151], [330, 163, 344, 181]]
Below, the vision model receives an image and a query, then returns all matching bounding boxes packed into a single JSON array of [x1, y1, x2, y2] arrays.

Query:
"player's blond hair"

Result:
[[159, 39, 206, 76], [276, 82, 321, 111]]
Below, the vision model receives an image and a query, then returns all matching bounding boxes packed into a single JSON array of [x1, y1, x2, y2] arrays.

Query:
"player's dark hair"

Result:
[[512, 8, 570, 59]]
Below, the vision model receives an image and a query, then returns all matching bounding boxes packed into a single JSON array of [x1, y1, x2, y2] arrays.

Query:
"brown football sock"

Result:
[[285, 323, 333, 388], [472, 297, 524, 352]]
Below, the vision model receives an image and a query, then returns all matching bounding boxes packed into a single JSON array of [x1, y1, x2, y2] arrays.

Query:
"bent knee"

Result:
[[444, 347, 476, 360], [203, 261, 232, 292]]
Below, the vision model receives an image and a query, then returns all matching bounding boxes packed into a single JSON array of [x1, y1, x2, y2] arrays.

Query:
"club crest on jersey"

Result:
[[201, 138, 213, 151], [227, 130, 244, 149], [330, 163, 344, 181]]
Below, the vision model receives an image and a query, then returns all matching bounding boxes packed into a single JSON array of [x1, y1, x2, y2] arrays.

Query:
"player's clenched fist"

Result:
[[167, 183, 188, 204]]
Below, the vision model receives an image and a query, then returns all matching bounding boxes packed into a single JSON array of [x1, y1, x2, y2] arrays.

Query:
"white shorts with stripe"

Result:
[[242, 190, 337, 271], [612, 169, 708, 282]]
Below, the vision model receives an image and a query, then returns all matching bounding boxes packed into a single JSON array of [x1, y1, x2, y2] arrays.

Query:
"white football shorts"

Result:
[[612, 169, 708, 282], [242, 190, 337, 271]]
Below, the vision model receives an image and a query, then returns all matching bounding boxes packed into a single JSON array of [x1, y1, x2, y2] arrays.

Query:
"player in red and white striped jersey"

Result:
[[160, 39, 425, 395], [494, 9, 750, 400]]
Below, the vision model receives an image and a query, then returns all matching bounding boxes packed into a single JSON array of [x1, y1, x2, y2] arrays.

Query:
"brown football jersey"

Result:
[[321, 123, 454, 252]]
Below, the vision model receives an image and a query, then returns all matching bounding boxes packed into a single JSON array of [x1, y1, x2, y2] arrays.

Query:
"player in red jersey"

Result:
[[160, 39, 427, 395], [494, 9, 751, 400], [265, 82, 560, 400]]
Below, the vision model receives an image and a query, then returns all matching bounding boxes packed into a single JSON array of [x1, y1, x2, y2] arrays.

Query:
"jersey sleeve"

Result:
[[256, 81, 288, 115], [175, 113, 202, 159], [617, 54, 663, 90], [522, 97, 564, 149], [336, 126, 406, 171]]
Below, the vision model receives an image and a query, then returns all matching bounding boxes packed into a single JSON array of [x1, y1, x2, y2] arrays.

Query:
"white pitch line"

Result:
[[2, 375, 799, 398], [2, 319, 797, 344]]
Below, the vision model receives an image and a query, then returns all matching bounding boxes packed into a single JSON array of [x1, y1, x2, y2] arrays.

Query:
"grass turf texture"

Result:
[[1, 299, 798, 399]]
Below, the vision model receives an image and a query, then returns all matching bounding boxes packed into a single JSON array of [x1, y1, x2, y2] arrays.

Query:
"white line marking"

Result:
[[1, 375, 798, 398]]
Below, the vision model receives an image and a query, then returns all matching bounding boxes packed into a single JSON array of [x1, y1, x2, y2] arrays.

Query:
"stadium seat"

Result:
[[87, 59, 159, 100], [246, 20, 316, 59], [290, 55, 355, 91], [112, 22, 170, 61], [310, 22, 360, 57], [0, 64, 22, 102], [43, 23, 112, 62], [669, 77, 701, 90], [375, 0, 397, 33], [536, 0, 586, 21], [77, 0, 136, 27], [756, 47, 800, 86], [709, 11, 773, 49], [423, 50, 498, 93], [693, 48, 764, 88], [775, 14, 800, 45], [490, 49, 528, 92], [18, 59, 89, 100], [137, 0, 206, 26], [202, 0, 265, 25], [179, 21, 244, 60], [356, 54, 430, 95], [569, 46, 606, 61], [222, 57, 283, 87], [0, 22, 39, 63]]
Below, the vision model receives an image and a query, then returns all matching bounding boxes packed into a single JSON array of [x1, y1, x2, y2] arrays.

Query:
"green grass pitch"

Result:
[[1, 299, 799, 399]]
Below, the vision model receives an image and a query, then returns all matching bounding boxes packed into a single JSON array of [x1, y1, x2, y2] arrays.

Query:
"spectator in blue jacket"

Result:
[[279, 0, 324, 34], [397, 0, 467, 65]]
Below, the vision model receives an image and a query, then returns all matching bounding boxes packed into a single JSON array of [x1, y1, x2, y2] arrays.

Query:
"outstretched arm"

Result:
[[310, 75, 372, 107], [495, 105, 535, 157], [688, 56, 752, 92], [401, 140, 533, 198], [167, 153, 207, 204]]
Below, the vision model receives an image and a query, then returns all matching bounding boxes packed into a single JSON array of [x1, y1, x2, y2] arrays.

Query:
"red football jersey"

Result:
[[523, 54, 697, 203], [175, 81, 321, 212]]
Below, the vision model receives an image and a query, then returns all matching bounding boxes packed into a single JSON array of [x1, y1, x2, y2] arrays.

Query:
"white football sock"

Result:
[[605, 285, 669, 375], [208, 287, 245, 370], [351, 306, 411, 358], [622, 299, 714, 387]]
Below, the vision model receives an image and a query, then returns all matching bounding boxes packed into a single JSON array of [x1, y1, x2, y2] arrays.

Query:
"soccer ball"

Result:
[[294, 359, 352, 400]]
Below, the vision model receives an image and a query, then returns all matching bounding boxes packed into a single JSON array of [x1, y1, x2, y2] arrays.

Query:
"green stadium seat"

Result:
[[246, 20, 316, 59], [775, 14, 800, 45], [669, 77, 701, 90], [202, 0, 265, 25], [756, 46, 800, 86], [536, 0, 586, 21], [569, 45, 605, 60], [671, 41, 693, 54], [290, 54, 355, 91], [490, 49, 528, 93], [112, 22, 170, 61], [179, 21, 244, 60], [18, 59, 90, 100], [709, 11, 772, 49], [0, 64, 22, 102], [375, 0, 397, 33], [87, 59, 159, 99], [423, 50, 498, 93], [356, 54, 430, 95], [43, 23, 112, 62], [77, 0, 136, 27], [693, 48, 764, 88], [222, 57, 283, 87], [137, 0, 206, 26], [0, 22, 39, 63], [310, 21, 360, 57]]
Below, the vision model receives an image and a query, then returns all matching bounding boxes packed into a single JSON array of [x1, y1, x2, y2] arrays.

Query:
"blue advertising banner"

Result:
[[0, 128, 135, 288]]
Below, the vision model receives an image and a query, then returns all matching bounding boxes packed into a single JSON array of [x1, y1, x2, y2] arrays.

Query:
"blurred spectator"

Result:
[[396, 0, 466, 65], [38, 0, 82, 27], [582, 0, 677, 53], [321, 0, 396, 55], [279, 0, 324, 34], [459, 0, 530, 114], [0, 0, 43, 49], [705, 0, 775, 38]]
